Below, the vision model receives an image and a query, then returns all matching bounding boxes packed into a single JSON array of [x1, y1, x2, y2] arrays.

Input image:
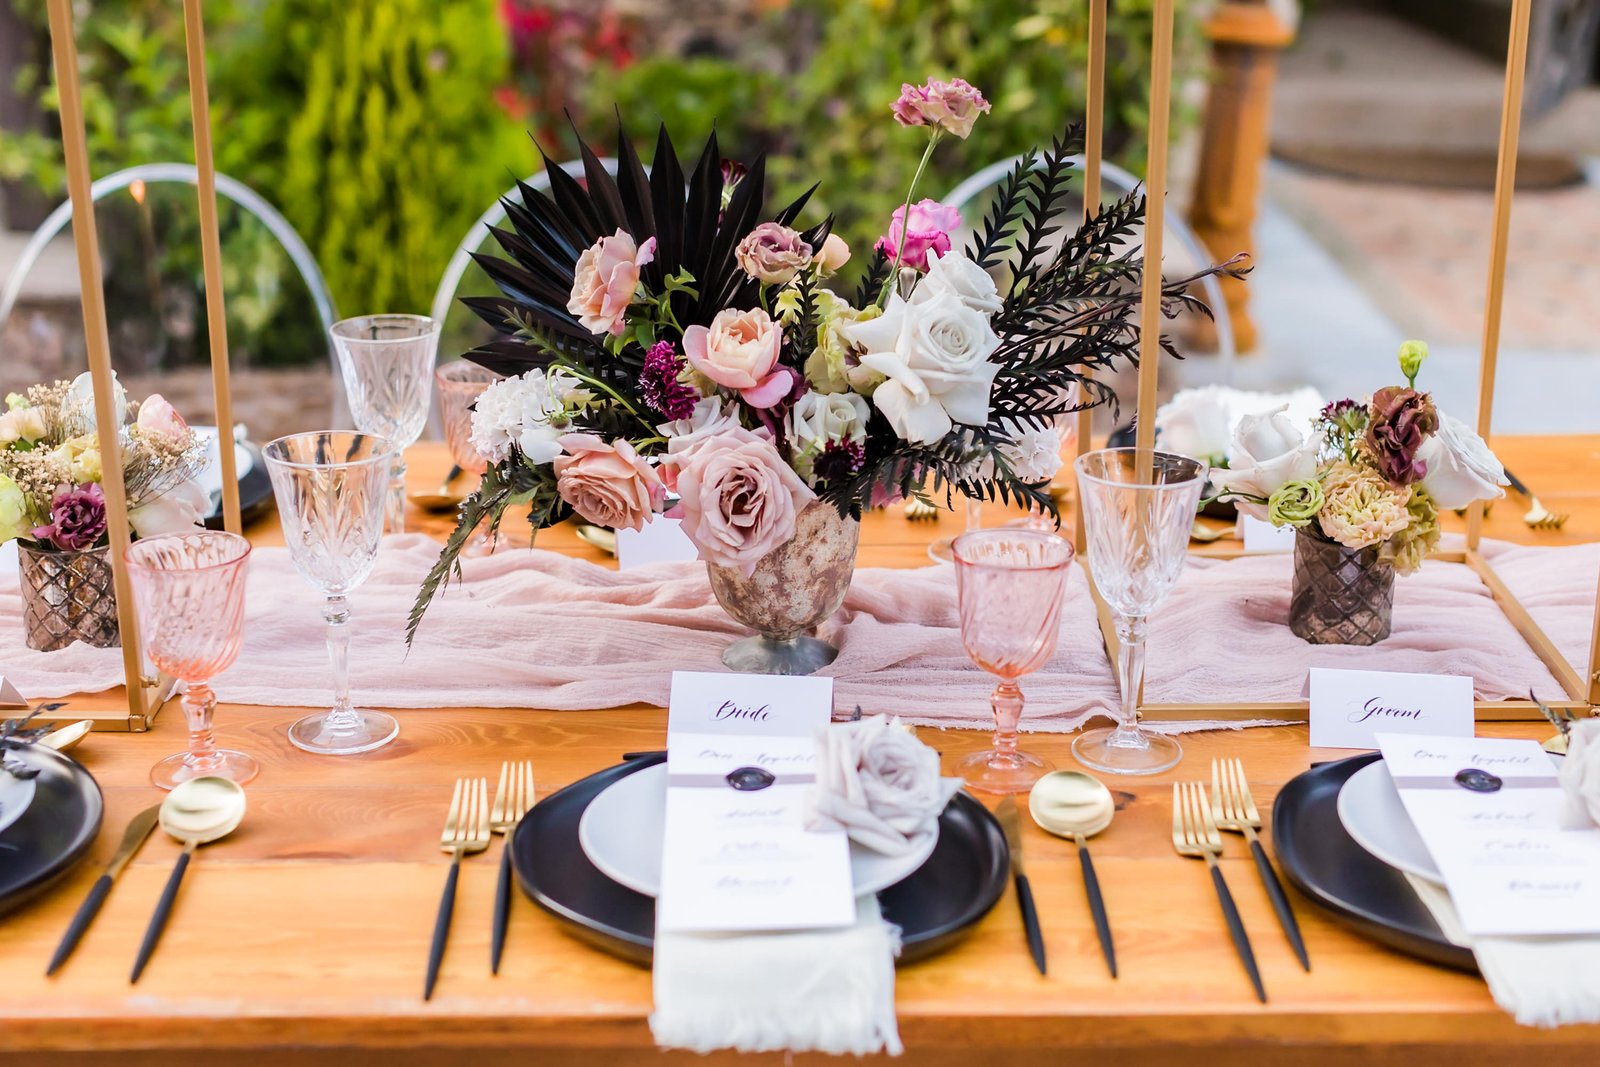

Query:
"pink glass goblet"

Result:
[[435, 361, 502, 554], [125, 531, 259, 790], [951, 528, 1075, 793]]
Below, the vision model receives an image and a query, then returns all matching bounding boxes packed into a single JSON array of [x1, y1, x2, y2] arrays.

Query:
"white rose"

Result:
[[0, 406, 47, 445], [913, 249, 1003, 316], [1156, 387, 1233, 465], [787, 390, 870, 483], [1415, 411, 1508, 509], [1208, 405, 1320, 521], [64, 370, 126, 434], [997, 421, 1062, 484], [805, 715, 962, 856], [843, 291, 1001, 445], [129, 478, 211, 538]]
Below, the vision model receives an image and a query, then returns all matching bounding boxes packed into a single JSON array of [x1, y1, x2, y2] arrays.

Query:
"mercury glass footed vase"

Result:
[[1288, 530, 1395, 645], [706, 500, 859, 676]]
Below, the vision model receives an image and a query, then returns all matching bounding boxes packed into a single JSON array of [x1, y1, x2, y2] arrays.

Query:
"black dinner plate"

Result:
[[511, 753, 1009, 966], [1271, 753, 1476, 972], [0, 746, 104, 917], [203, 440, 275, 530]]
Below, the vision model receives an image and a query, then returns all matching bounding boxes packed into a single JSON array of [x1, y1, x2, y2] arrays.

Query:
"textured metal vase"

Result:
[[706, 500, 860, 675], [18, 542, 121, 651], [1288, 530, 1394, 646]]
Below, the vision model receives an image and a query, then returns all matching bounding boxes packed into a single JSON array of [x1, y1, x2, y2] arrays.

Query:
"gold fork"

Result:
[[1505, 469, 1569, 531], [1212, 758, 1310, 971], [1173, 781, 1267, 1003], [902, 496, 940, 521], [424, 777, 491, 1000], [489, 760, 536, 974]]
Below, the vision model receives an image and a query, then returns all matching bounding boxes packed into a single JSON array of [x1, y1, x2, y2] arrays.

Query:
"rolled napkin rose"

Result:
[[1156, 388, 1233, 467], [1559, 720, 1600, 831], [567, 229, 656, 336], [1414, 411, 1509, 509], [682, 307, 794, 409], [668, 426, 815, 576], [553, 433, 666, 533], [735, 222, 813, 285], [806, 715, 962, 856], [1207, 405, 1320, 520], [874, 199, 961, 273]]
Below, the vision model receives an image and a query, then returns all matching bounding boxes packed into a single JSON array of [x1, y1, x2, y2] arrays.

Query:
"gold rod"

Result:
[[1134, 0, 1175, 478], [1073, 0, 1108, 554], [45, 0, 148, 721], [182, 0, 241, 534], [1466, 0, 1532, 551]]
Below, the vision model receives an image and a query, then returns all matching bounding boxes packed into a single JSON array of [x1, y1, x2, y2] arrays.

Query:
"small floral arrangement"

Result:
[[1210, 342, 1508, 573], [0, 372, 210, 553], [409, 76, 1244, 636]]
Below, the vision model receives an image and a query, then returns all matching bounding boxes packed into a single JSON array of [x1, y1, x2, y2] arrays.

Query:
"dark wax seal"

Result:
[[725, 766, 776, 791], [1455, 768, 1503, 793]]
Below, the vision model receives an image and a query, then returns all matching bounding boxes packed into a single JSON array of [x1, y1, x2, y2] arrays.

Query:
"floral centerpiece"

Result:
[[1210, 342, 1508, 644], [1, 374, 211, 651], [410, 77, 1245, 671]]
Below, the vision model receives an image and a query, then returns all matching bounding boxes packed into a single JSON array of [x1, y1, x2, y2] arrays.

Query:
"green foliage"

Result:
[[217, 0, 534, 315], [580, 0, 1203, 259]]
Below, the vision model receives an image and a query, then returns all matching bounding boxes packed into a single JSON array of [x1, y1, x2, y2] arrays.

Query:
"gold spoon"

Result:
[[408, 465, 465, 513], [38, 719, 93, 753], [1029, 769, 1118, 977], [575, 524, 617, 555], [130, 776, 247, 983]]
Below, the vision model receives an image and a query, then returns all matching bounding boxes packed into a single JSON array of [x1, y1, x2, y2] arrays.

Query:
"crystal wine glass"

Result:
[[263, 431, 399, 755], [1073, 447, 1207, 775], [331, 314, 440, 534], [951, 528, 1075, 793], [125, 531, 259, 790], [435, 361, 502, 553]]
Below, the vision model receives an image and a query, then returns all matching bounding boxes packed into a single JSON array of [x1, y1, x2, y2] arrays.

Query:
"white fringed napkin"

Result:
[[650, 895, 903, 1056], [1407, 874, 1600, 1027]]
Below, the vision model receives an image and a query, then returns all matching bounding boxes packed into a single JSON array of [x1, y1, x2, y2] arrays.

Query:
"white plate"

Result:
[[0, 771, 39, 838], [578, 762, 939, 898], [1336, 753, 1564, 885]]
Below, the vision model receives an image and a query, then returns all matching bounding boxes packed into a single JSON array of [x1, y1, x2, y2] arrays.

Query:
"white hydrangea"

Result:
[[996, 421, 1062, 484], [469, 370, 569, 465]]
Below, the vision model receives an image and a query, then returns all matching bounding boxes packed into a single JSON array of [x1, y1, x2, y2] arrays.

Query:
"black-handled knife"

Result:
[[48, 803, 161, 977], [130, 842, 194, 984], [1208, 861, 1266, 1003], [1249, 838, 1309, 971], [998, 797, 1046, 976], [424, 856, 462, 1000], [490, 845, 513, 975]]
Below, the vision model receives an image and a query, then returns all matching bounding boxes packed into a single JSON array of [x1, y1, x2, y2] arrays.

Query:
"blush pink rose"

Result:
[[682, 307, 794, 409], [553, 433, 666, 532], [875, 199, 962, 272], [567, 230, 656, 336], [669, 426, 816, 576], [135, 393, 189, 443], [735, 222, 812, 285]]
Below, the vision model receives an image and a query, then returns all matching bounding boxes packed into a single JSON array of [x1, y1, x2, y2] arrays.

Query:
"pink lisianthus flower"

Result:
[[134, 393, 189, 443], [892, 77, 991, 139], [875, 199, 962, 272], [667, 426, 816, 576], [552, 433, 666, 533], [567, 229, 656, 336], [682, 307, 794, 409]]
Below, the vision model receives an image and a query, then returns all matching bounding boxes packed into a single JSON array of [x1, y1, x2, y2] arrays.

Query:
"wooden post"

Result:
[[45, 0, 149, 722], [183, 0, 241, 534], [1465, 0, 1532, 552], [1133, 0, 1175, 477], [1186, 1, 1294, 354], [1072, 0, 1107, 554]]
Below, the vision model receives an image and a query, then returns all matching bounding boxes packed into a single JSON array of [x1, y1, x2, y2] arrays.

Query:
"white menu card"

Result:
[[615, 515, 699, 570], [655, 671, 854, 934], [1377, 733, 1600, 937]]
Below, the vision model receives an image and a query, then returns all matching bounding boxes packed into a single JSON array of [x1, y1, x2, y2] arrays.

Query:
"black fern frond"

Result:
[[853, 247, 892, 308]]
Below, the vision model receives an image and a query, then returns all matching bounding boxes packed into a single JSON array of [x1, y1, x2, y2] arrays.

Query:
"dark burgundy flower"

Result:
[[811, 439, 866, 487], [32, 483, 107, 551], [1365, 386, 1438, 485], [639, 341, 698, 421]]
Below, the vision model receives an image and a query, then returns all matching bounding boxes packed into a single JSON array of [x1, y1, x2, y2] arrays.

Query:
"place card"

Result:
[[616, 515, 699, 570], [1377, 734, 1600, 937], [1239, 515, 1296, 553], [656, 671, 854, 934], [0, 676, 27, 708], [1307, 667, 1473, 749]]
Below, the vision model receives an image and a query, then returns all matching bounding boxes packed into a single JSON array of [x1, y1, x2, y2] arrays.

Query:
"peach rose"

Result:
[[553, 433, 666, 532], [682, 307, 794, 409], [134, 393, 189, 443], [567, 230, 656, 336], [815, 233, 851, 273], [670, 427, 816, 576]]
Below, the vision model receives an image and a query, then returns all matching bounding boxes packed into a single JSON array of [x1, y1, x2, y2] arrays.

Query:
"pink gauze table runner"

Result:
[[0, 534, 1593, 733]]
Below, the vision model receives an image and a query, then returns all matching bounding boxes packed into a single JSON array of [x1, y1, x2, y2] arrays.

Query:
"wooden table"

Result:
[[4, 438, 1600, 1066]]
